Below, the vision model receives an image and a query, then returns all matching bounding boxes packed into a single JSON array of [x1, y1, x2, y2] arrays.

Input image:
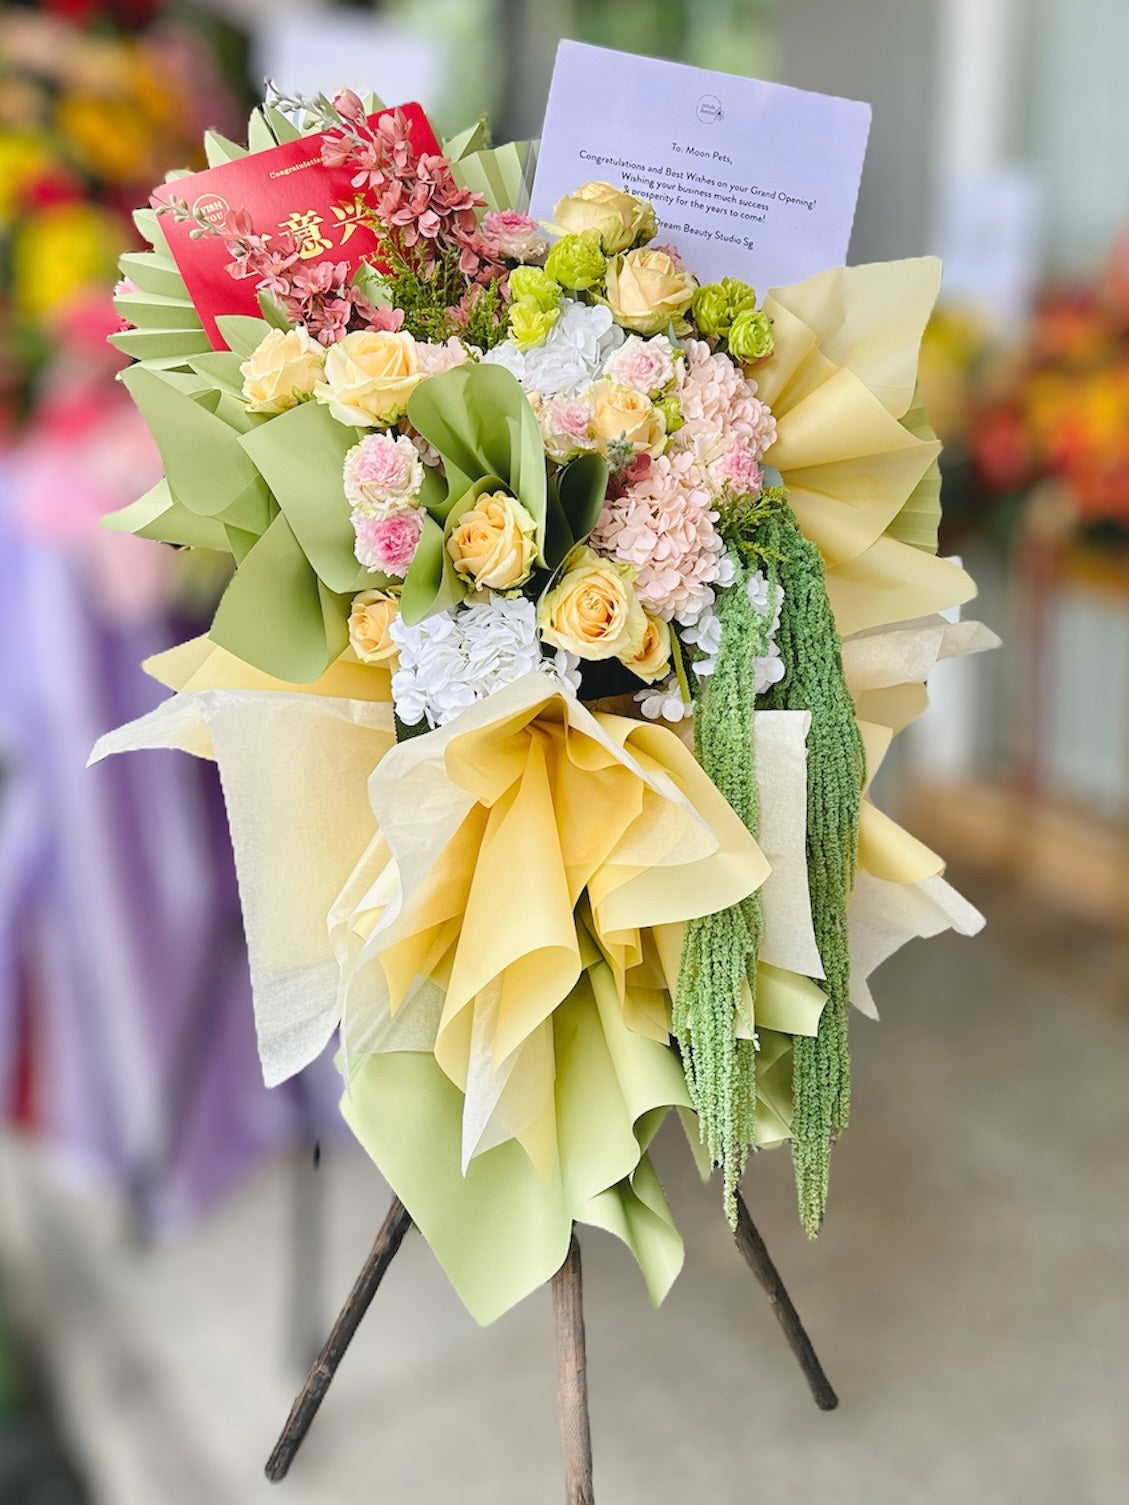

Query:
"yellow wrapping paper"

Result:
[[760, 260, 978, 636]]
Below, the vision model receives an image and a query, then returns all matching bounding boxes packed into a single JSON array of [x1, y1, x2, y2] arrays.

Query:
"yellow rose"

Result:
[[604, 248, 697, 336], [620, 612, 671, 683], [314, 330, 423, 427], [538, 546, 647, 661], [347, 589, 400, 665], [240, 327, 326, 414], [553, 181, 656, 253], [447, 490, 537, 591], [586, 379, 667, 458]]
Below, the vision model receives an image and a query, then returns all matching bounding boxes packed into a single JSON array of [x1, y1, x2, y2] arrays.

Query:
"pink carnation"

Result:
[[714, 442, 763, 497], [480, 210, 548, 263], [603, 335, 675, 395], [590, 450, 726, 621], [344, 432, 423, 515], [676, 339, 777, 460], [417, 336, 472, 375], [537, 394, 595, 460], [352, 507, 423, 577]]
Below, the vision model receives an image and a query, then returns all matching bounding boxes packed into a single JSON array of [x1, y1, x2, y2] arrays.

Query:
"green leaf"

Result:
[[257, 291, 294, 330], [186, 351, 248, 398], [247, 108, 277, 153], [114, 293, 202, 331], [209, 512, 336, 682], [262, 105, 304, 143], [407, 364, 547, 549], [555, 452, 609, 552], [102, 480, 229, 550], [400, 512, 467, 626], [132, 208, 171, 251], [224, 523, 261, 564], [118, 251, 187, 298], [204, 130, 249, 166], [238, 401, 371, 594], [214, 315, 274, 357], [121, 366, 269, 528], [110, 328, 212, 362]]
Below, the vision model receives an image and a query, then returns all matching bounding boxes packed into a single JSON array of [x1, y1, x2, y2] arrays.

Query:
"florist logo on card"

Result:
[[696, 94, 724, 124], [192, 192, 230, 226]]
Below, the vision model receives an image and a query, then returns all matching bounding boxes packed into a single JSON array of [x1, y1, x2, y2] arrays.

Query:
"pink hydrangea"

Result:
[[714, 442, 763, 497], [343, 432, 424, 516], [603, 335, 675, 395], [675, 339, 777, 461], [590, 450, 726, 622], [480, 210, 548, 263], [352, 507, 423, 577]]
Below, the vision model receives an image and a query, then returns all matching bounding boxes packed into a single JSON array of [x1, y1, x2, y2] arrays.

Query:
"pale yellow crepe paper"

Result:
[[329, 672, 772, 1176], [757, 260, 978, 636], [764, 259, 943, 418], [848, 873, 984, 1019], [843, 616, 1000, 736], [144, 633, 393, 703], [92, 689, 395, 1083]]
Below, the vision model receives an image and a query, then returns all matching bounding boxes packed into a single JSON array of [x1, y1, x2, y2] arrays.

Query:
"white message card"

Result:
[[531, 41, 872, 293]]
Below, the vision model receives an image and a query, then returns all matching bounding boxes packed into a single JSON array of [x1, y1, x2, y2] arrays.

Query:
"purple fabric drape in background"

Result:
[[0, 456, 341, 1231]]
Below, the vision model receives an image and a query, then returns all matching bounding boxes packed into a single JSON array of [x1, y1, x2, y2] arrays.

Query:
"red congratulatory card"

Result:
[[153, 103, 441, 349]]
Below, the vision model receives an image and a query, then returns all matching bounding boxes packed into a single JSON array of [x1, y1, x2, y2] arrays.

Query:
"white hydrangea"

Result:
[[679, 571, 786, 692], [634, 676, 694, 723], [389, 595, 580, 730], [484, 299, 625, 397]]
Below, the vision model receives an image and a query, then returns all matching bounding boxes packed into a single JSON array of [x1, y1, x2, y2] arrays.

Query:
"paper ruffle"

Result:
[[759, 259, 977, 636]]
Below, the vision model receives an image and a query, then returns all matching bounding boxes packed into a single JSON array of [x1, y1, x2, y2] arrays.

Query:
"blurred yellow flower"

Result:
[[55, 92, 155, 183], [11, 202, 125, 320], [0, 133, 52, 224]]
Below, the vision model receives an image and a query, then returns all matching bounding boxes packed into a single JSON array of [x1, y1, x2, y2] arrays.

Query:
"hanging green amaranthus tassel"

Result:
[[758, 506, 865, 1237], [674, 547, 774, 1225]]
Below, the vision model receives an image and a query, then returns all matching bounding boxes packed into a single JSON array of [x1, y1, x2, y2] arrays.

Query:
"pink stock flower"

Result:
[[352, 507, 424, 576]]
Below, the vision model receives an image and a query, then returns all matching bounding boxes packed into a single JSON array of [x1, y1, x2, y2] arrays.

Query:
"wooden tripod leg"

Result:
[[733, 1193, 838, 1411], [265, 1195, 413, 1482], [551, 1230, 595, 1505]]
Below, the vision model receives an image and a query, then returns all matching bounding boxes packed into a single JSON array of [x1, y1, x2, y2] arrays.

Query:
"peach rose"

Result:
[[314, 330, 423, 426], [347, 588, 400, 665], [586, 379, 667, 458], [240, 326, 325, 414], [552, 181, 657, 253], [604, 247, 697, 335], [620, 612, 671, 682], [537, 546, 647, 660], [446, 490, 538, 591]]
